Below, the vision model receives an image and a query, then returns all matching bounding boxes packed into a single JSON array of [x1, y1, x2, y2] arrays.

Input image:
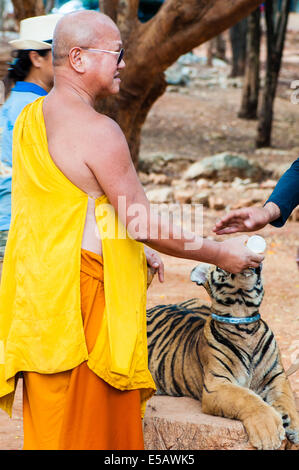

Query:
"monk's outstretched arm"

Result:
[[85, 115, 263, 274]]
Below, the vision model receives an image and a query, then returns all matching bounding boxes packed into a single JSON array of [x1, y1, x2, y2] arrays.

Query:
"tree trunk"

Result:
[[256, 0, 291, 148], [207, 39, 213, 66], [0, 0, 5, 37], [207, 34, 226, 66], [96, 0, 266, 167], [238, 8, 261, 119], [45, 0, 55, 15], [215, 34, 227, 61], [229, 17, 248, 77], [11, 0, 45, 23]]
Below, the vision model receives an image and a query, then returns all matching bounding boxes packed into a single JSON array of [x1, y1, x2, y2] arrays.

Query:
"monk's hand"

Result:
[[215, 235, 264, 274], [144, 245, 164, 283], [213, 205, 277, 235]]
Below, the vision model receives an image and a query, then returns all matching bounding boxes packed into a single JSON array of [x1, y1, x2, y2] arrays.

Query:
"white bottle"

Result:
[[246, 235, 266, 254]]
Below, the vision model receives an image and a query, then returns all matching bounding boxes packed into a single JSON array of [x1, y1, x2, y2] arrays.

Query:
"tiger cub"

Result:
[[147, 263, 299, 450]]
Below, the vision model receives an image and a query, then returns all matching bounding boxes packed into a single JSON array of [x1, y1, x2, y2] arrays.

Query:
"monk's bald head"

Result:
[[52, 10, 119, 66]]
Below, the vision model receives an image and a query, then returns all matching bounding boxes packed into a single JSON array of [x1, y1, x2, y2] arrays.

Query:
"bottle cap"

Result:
[[246, 235, 266, 254]]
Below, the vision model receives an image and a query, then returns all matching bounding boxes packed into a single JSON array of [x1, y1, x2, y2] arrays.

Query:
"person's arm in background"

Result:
[[266, 158, 299, 227], [213, 158, 299, 234]]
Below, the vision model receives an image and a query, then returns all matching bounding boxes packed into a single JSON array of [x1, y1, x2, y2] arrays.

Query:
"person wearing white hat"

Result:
[[9, 13, 62, 51], [0, 14, 62, 274]]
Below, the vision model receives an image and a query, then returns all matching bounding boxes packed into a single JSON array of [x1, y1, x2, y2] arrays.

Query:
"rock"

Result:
[[177, 52, 201, 65], [260, 179, 277, 189], [212, 58, 228, 68], [146, 187, 174, 203], [231, 177, 244, 188], [254, 148, 289, 156], [183, 152, 263, 182], [208, 196, 226, 211], [139, 153, 194, 175], [138, 172, 151, 185], [165, 53, 201, 87], [171, 179, 188, 189], [196, 178, 211, 189], [230, 191, 264, 209], [148, 173, 169, 185], [232, 177, 252, 188], [139, 153, 174, 174], [231, 198, 257, 210], [191, 191, 210, 206], [143, 396, 294, 450], [174, 189, 194, 204], [165, 63, 190, 86], [139, 171, 171, 186]]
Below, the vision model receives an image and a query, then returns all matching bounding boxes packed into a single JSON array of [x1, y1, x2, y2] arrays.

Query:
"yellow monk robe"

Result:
[[0, 96, 156, 419]]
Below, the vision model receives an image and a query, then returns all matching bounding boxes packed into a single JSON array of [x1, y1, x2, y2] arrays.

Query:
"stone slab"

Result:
[[143, 395, 299, 451]]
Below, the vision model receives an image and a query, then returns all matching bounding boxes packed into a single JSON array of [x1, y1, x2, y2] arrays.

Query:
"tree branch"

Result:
[[119, 0, 140, 19], [45, 0, 55, 14], [116, 0, 141, 41], [276, 0, 291, 55], [99, 0, 119, 22], [138, 0, 263, 71], [11, 0, 45, 22]]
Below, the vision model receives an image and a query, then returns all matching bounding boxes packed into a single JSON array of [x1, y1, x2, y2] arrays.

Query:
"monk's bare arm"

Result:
[[85, 116, 263, 272]]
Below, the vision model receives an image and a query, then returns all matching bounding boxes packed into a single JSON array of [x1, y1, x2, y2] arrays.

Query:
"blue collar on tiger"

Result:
[[211, 313, 261, 324]]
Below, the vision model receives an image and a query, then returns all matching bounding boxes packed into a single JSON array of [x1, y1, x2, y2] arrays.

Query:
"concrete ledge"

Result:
[[143, 396, 299, 450]]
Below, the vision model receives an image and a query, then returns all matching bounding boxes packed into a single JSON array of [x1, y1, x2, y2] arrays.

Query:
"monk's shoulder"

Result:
[[86, 110, 129, 159], [92, 110, 124, 140]]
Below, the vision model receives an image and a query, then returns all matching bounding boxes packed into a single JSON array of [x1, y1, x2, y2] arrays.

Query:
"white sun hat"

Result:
[[9, 14, 63, 50]]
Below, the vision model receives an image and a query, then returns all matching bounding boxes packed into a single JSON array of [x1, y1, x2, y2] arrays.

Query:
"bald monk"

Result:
[[0, 11, 264, 450]]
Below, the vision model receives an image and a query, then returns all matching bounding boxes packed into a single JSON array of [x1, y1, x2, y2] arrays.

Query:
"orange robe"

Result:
[[22, 249, 144, 450]]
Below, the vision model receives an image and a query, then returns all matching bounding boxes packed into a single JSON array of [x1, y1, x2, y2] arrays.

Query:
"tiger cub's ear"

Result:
[[190, 263, 211, 285]]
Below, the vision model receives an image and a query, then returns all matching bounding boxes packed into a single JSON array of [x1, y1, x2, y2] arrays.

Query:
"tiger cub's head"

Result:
[[190, 263, 264, 314]]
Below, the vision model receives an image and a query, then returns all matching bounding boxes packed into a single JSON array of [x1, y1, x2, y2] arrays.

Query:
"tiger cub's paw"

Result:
[[244, 408, 285, 450], [282, 414, 299, 444]]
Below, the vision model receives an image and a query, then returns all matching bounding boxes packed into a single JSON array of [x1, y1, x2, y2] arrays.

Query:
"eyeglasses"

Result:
[[81, 47, 124, 65]]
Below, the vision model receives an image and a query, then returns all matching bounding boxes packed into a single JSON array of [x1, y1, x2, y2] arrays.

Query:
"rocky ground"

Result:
[[0, 15, 299, 450]]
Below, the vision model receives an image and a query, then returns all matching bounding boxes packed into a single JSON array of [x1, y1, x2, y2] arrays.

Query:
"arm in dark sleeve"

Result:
[[265, 158, 299, 227]]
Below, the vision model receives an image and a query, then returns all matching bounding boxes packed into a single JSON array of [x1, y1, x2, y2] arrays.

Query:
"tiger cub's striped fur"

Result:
[[147, 264, 299, 450]]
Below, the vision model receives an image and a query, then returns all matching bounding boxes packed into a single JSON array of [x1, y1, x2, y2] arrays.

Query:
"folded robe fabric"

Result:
[[0, 96, 155, 417], [23, 249, 144, 450]]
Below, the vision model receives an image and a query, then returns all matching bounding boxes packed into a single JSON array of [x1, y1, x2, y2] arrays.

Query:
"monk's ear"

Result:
[[68, 47, 86, 73]]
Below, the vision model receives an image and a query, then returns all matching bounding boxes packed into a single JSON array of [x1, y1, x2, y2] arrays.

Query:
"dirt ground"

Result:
[[0, 15, 299, 450]]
